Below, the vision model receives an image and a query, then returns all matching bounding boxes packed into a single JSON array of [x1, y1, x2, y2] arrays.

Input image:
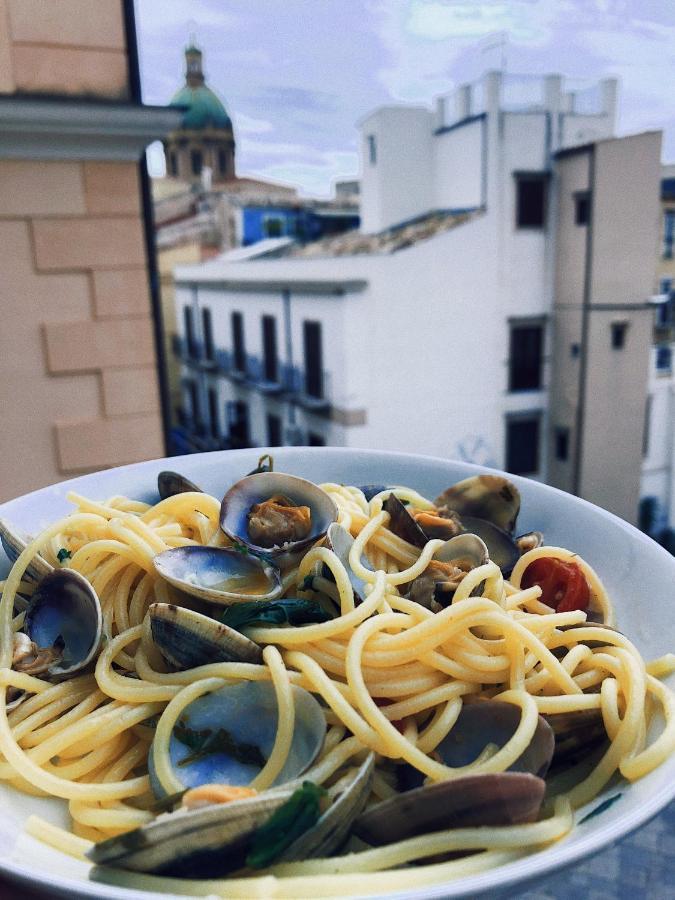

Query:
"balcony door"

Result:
[[303, 320, 323, 399]]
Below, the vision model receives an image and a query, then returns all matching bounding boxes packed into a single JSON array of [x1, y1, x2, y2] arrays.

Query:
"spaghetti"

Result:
[[0, 473, 674, 898]]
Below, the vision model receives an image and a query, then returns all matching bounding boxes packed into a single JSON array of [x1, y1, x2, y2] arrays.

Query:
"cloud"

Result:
[[135, 0, 238, 34], [252, 86, 339, 114], [406, 0, 565, 45], [244, 153, 359, 199], [234, 112, 274, 135]]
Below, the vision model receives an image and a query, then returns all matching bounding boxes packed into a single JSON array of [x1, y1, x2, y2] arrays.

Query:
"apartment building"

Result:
[[171, 71, 662, 525], [639, 167, 675, 542]]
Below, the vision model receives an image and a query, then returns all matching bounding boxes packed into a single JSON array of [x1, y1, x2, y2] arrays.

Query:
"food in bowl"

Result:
[[0, 456, 673, 897]]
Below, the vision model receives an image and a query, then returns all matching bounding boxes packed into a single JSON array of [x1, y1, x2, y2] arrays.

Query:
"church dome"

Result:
[[170, 84, 232, 130]]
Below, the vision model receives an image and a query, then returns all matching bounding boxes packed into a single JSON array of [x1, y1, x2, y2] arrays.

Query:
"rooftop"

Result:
[[283, 208, 479, 257]]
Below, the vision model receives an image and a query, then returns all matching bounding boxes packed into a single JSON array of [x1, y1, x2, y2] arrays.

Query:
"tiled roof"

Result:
[[283, 208, 480, 257]]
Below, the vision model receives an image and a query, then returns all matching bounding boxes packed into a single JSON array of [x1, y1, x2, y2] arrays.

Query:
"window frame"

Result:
[[574, 191, 590, 226], [303, 320, 324, 399], [611, 321, 629, 350], [262, 315, 279, 383], [514, 171, 549, 230], [505, 412, 542, 477], [201, 307, 214, 361], [183, 305, 197, 358], [663, 208, 675, 259], [508, 318, 545, 392], [367, 134, 377, 165], [231, 311, 246, 372]]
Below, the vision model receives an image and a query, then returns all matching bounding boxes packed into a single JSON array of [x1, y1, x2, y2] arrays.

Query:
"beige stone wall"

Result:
[[0, 1, 166, 502], [0, 0, 128, 98]]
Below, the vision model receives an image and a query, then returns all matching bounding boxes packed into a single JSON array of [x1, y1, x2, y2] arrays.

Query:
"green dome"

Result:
[[170, 85, 232, 130]]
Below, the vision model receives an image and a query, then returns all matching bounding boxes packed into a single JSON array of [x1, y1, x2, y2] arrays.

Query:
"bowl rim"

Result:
[[1, 445, 674, 900]]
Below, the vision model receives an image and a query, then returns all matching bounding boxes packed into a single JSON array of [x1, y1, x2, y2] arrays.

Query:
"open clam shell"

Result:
[[279, 751, 375, 862], [325, 522, 372, 601], [437, 700, 555, 778], [24, 570, 102, 678], [88, 787, 295, 876], [153, 545, 283, 606], [405, 533, 489, 609], [148, 680, 327, 799], [435, 475, 521, 534], [0, 517, 53, 581], [149, 603, 263, 668], [457, 516, 520, 575], [157, 471, 203, 500], [220, 472, 338, 560], [353, 772, 546, 847]]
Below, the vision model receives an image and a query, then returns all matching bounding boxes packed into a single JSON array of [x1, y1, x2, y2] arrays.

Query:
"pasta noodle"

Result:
[[1, 472, 674, 898]]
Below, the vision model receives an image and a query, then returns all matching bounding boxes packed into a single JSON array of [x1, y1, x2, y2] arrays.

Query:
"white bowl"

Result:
[[1, 447, 674, 900]]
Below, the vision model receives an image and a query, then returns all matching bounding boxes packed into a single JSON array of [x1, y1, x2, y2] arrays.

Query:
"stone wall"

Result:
[[0, 0, 173, 501]]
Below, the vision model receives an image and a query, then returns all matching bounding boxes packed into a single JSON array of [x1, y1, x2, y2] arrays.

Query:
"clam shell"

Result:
[[153, 545, 283, 606], [279, 751, 375, 861], [435, 475, 521, 534], [148, 681, 327, 799], [325, 522, 371, 601], [149, 603, 263, 668], [220, 472, 338, 560], [88, 788, 294, 876], [0, 517, 53, 581], [157, 471, 202, 499], [353, 772, 546, 847], [24, 569, 102, 678], [436, 700, 554, 778]]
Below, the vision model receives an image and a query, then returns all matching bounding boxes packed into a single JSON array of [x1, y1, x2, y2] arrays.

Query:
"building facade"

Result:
[[0, 0, 180, 502], [170, 71, 662, 526]]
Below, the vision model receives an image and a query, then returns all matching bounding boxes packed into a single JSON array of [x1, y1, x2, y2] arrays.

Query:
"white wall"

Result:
[[433, 118, 484, 210], [359, 106, 434, 233]]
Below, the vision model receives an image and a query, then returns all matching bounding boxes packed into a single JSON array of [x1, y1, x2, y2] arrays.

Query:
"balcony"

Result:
[[281, 364, 332, 414]]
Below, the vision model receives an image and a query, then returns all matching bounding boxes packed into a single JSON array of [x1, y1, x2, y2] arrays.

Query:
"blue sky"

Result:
[[136, 0, 675, 197]]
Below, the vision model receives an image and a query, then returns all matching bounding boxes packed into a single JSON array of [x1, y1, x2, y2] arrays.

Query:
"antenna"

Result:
[[480, 30, 508, 72]]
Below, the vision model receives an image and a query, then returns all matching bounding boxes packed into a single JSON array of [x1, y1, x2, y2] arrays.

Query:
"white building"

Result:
[[172, 70, 662, 526]]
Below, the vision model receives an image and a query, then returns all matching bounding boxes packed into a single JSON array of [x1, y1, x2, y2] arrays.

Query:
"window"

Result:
[[367, 134, 377, 165], [515, 173, 548, 228], [505, 415, 540, 476], [262, 316, 278, 382], [643, 396, 652, 458], [183, 305, 197, 357], [168, 151, 178, 177], [308, 432, 325, 446], [186, 380, 199, 422], [574, 191, 590, 225], [267, 413, 282, 447], [509, 323, 543, 391], [664, 209, 675, 259], [657, 278, 673, 326], [191, 149, 202, 176], [202, 307, 214, 361], [656, 345, 672, 374], [303, 321, 324, 399], [231, 311, 246, 372], [208, 387, 219, 439], [218, 148, 228, 177], [570, 343, 580, 359], [611, 322, 628, 349], [263, 215, 284, 238], [554, 427, 569, 462], [227, 401, 249, 445]]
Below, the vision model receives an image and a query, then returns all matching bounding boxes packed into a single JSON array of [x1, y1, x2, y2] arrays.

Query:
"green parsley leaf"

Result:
[[219, 599, 332, 631], [246, 781, 326, 868], [173, 719, 266, 769], [57, 548, 72, 563]]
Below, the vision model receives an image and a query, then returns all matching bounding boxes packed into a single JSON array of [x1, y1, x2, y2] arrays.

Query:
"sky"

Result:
[[136, 0, 675, 197]]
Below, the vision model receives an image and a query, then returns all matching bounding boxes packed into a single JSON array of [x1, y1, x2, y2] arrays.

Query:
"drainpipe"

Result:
[[282, 289, 301, 445], [573, 146, 596, 496], [122, 0, 172, 455]]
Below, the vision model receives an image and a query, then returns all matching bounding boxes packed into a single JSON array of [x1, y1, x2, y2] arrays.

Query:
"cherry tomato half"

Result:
[[520, 557, 591, 613]]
